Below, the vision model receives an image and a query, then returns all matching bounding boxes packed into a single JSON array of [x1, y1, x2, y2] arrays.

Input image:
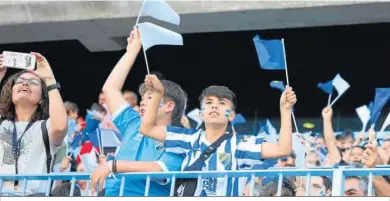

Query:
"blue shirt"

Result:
[[104, 104, 184, 196], [164, 126, 264, 196]]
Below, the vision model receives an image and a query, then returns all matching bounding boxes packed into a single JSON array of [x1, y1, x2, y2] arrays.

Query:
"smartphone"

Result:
[[2, 51, 36, 70]]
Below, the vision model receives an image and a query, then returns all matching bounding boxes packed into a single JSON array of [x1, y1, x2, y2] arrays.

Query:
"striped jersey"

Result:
[[163, 126, 264, 196]]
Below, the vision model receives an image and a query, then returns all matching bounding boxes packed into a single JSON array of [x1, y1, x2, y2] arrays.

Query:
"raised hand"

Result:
[[0, 54, 7, 81], [322, 107, 333, 121], [30, 52, 56, 86], [127, 26, 142, 53], [144, 74, 164, 95], [280, 86, 297, 110]]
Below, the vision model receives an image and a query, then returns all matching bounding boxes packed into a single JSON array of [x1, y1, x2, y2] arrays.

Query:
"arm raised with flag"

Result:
[[102, 27, 142, 115], [261, 87, 297, 158], [322, 107, 342, 165]]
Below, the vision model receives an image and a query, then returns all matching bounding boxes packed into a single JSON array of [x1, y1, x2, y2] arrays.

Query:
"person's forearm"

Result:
[[102, 50, 140, 114], [323, 118, 341, 163], [373, 176, 390, 196], [139, 92, 163, 135], [278, 109, 292, 156], [102, 51, 138, 93], [46, 78, 68, 145], [116, 161, 163, 173]]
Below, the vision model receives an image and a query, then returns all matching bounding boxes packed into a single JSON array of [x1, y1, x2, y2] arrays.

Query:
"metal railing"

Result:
[[1, 167, 389, 196]]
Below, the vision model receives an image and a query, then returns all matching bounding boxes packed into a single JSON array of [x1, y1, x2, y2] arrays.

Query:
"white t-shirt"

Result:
[[0, 119, 60, 195]]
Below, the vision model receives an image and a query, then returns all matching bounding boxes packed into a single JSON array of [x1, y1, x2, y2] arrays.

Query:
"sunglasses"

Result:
[[14, 77, 41, 86]]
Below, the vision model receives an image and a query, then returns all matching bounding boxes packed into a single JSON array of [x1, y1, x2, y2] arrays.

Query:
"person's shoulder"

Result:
[[0, 119, 12, 132], [167, 126, 199, 135]]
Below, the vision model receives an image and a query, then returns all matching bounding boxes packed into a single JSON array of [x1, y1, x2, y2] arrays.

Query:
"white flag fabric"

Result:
[[292, 133, 306, 169], [330, 74, 350, 106], [101, 129, 121, 148], [80, 147, 98, 173], [332, 74, 350, 97], [356, 105, 371, 132], [138, 22, 183, 51], [187, 108, 202, 128], [263, 119, 278, 143], [142, 0, 180, 25], [266, 119, 277, 136]]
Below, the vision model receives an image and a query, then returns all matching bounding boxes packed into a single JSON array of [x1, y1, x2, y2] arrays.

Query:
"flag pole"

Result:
[[291, 112, 299, 133], [329, 95, 342, 107], [135, 0, 146, 26], [134, 0, 150, 74], [143, 47, 151, 75], [281, 38, 290, 86], [327, 94, 332, 106], [282, 38, 298, 133]]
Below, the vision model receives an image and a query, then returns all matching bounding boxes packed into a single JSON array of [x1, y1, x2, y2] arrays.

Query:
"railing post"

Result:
[[0, 179, 3, 193], [69, 177, 76, 196], [119, 176, 126, 196], [331, 168, 345, 196], [144, 176, 151, 196], [170, 175, 176, 196], [305, 172, 311, 196], [367, 172, 373, 196], [249, 174, 255, 196], [276, 173, 283, 196], [45, 177, 52, 196]]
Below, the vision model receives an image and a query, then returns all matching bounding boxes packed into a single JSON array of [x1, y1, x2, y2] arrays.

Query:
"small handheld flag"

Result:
[[329, 74, 350, 107], [232, 114, 246, 126], [371, 88, 390, 127], [356, 105, 371, 133], [187, 108, 202, 129], [292, 133, 306, 169], [254, 34, 297, 132], [134, 0, 182, 75], [136, 0, 180, 25], [138, 22, 183, 75], [317, 80, 334, 106], [253, 35, 286, 71], [376, 110, 390, 143]]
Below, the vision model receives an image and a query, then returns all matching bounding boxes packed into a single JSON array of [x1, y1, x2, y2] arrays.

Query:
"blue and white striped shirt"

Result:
[[163, 126, 264, 196]]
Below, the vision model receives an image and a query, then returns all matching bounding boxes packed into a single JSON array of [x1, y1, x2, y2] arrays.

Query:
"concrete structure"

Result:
[[0, 1, 389, 52]]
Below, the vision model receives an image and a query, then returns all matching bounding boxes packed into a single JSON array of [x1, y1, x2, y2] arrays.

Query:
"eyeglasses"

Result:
[[14, 77, 41, 86]]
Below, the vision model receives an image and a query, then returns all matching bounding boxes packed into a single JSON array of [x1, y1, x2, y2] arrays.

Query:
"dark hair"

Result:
[[345, 162, 371, 195], [336, 130, 355, 141], [139, 80, 187, 121], [198, 86, 237, 111], [150, 71, 166, 80], [123, 90, 138, 103], [321, 176, 332, 191], [0, 70, 49, 121], [64, 101, 79, 114], [257, 178, 296, 196], [91, 103, 106, 114], [351, 146, 365, 152], [51, 182, 81, 196], [316, 133, 325, 139]]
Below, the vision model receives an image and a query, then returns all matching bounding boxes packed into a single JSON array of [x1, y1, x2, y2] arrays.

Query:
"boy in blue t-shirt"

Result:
[[90, 27, 187, 196]]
